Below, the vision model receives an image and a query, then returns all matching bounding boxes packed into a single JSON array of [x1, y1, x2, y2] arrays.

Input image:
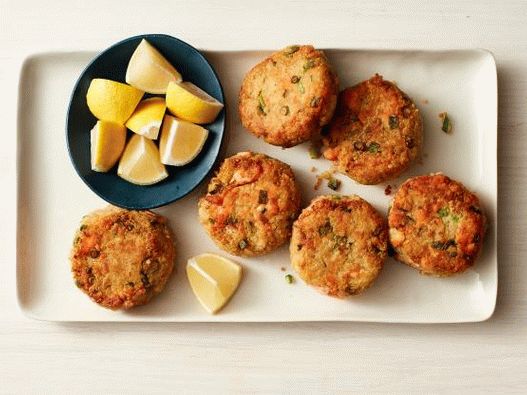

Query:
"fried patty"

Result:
[[239, 45, 338, 147], [323, 74, 423, 184], [388, 173, 486, 276], [290, 195, 388, 297], [198, 151, 301, 257], [70, 206, 176, 309]]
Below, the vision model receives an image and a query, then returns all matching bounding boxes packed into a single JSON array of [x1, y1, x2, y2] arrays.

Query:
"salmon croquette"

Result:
[[323, 74, 423, 184], [239, 45, 338, 147], [198, 151, 301, 257], [70, 206, 176, 309], [290, 195, 388, 297], [388, 173, 486, 276]]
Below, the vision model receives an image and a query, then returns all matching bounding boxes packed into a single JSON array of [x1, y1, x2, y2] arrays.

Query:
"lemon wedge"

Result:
[[117, 134, 168, 185], [186, 253, 242, 314], [125, 97, 166, 139], [86, 79, 143, 124], [90, 121, 126, 172], [159, 115, 208, 166], [126, 39, 182, 94], [166, 81, 223, 124]]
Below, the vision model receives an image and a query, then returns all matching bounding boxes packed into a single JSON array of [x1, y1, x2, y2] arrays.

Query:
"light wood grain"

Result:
[[1, 0, 527, 393]]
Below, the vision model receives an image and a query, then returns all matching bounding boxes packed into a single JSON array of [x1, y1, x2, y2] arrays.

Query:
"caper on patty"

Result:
[[70, 206, 176, 309], [323, 74, 423, 184], [290, 195, 388, 297], [388, 173, 486, 276], [239, 45, 339, 148], [198, 151, 301, 257]]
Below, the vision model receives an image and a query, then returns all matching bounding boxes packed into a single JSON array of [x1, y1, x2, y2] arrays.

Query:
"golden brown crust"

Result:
[[239, 45, 338, 147], [323, 74, 423, 184], [290, 195, 388, 297], [70, 206, 176, 309], [388, 173, 486, 276], [198, 151, 301, 256]]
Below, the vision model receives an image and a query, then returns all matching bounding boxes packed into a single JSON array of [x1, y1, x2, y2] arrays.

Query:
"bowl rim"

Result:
[[65, 33, 226, 210]]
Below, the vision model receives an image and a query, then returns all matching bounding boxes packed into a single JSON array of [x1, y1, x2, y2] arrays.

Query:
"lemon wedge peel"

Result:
[[159, 115, 209, 166], [166, 81, 224, 124], [186, 253, 242, 314], [117, 134, 168, 186], [86, 78, 143, 124], [125, 97, 166, 139], [90, 121, 127, 172], [126, 39, 182, 94]]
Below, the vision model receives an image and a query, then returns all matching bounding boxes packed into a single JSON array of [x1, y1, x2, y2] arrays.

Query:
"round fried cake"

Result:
[[239, 45, 338, 147], [198, 151, 301, 257], [70, 206, 176, 309], [323, 74, 422, 184], [290, 195, 388, 297], [388, 173, 486, 276]]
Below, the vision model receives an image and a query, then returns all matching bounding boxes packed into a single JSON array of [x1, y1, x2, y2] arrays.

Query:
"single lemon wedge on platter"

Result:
[[166, 81, 223, 124], [86, 78, 143, 124], [159, 114, 208, 166], [90, 121, 126, 172], [126, 39, 182, 94], [125, 97, 166, 139], [186, 253, 242, 314], [117, 134, 168, 185]]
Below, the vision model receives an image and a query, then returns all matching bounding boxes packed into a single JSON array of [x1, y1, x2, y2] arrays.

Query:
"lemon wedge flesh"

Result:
[[159, 115, 208, 166], [86, 79, 143, 124], [90, 121, 126, 172], [125, 97, 166, 139], [166, 81, 223, 124], [126, 39, 182, 94], [117, 134, 168, 185], [187, 253, 242, 314]]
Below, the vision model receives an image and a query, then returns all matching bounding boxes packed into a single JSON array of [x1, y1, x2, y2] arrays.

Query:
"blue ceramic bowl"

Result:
[[66, 34, 225, 209]]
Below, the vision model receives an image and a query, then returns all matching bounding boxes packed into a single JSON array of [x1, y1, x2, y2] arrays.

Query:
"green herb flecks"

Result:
[[431, 239, 456, 251], [470, 205, 482, 214], [297, 80, 305, 94], [284, 45, 300, 56], [226, 215, 237, 225], [438, 207, 460, 224], [257, 90, 267, 116], [285, 274, 294, 284], [368, 142, 381, 153], [389, 115, 399, 129], [333, 234, 352, 249], [327, 177, 341, 191], [303, 58, 316, 71], [318, 221, 332, 236], [439, 112, 452, 133], [438, 207, 450, 218], [309, 143, 321, 159], [238, 239, 248, 250], [291, 75, 300, 84], [310, 96, 321, 108], [258, 189, 268, 204]]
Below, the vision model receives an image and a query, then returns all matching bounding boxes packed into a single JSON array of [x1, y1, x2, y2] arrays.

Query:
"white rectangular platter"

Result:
[[16, 49, 497, 322]]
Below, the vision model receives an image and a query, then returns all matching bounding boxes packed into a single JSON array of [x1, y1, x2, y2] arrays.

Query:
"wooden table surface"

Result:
[[1, 1, 526, 393]]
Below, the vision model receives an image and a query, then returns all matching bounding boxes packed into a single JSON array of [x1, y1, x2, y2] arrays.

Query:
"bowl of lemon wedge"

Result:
[[66, 34, 225, 209]]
